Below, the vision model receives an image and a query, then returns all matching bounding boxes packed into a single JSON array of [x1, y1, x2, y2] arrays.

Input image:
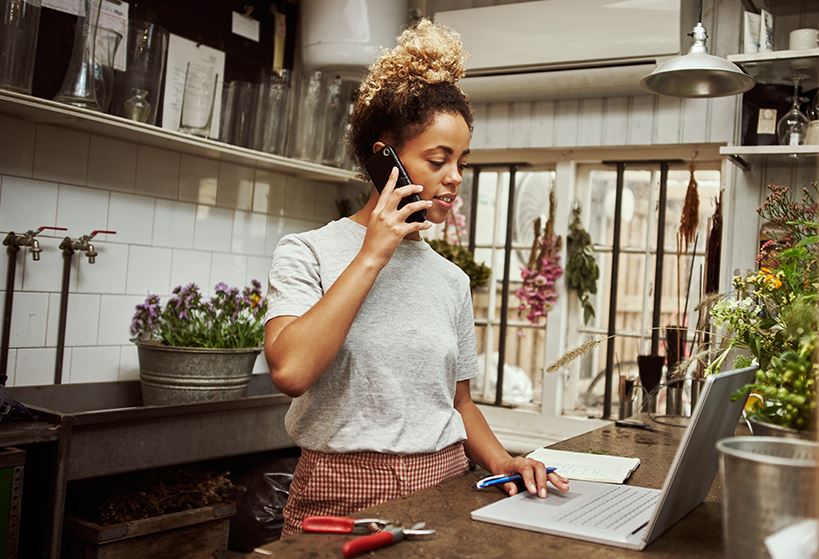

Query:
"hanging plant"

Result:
[[565, 204, 599, 325], [515, 189, 563, 326]]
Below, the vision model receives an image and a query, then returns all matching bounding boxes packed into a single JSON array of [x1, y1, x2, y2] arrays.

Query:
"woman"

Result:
[[264, 19, 569, 538]]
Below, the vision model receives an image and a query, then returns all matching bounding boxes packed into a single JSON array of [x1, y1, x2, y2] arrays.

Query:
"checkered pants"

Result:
[[281, 442, 469, 538]]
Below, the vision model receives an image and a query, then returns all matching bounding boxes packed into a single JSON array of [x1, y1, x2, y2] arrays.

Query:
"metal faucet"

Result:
[[3, 226, 67, 261], [60, 230, 116, 263]]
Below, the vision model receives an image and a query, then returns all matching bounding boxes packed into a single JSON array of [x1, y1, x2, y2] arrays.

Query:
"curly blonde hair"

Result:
[[349, 18, 473, 174]]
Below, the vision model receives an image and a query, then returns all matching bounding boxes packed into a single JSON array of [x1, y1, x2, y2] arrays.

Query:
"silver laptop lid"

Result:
[[643, 366, 758, 544]]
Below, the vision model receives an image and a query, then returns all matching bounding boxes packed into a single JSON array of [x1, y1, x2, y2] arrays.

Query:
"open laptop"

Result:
[[471, 366, 757, 550]]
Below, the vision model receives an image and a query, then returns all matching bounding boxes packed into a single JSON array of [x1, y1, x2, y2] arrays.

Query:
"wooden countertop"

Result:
[[259, 415, 725, 558]]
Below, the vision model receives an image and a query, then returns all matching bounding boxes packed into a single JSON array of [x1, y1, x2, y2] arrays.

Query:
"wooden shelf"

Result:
[[720, 144, 819, 168], [728, 49, 819, 88], [0, 90, 359, 184]]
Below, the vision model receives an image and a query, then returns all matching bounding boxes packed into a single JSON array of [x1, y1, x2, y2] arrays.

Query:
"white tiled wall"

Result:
[[0, 115, 343, 387]]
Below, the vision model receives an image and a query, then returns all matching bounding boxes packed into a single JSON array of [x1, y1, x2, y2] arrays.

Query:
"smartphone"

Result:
[[364, 146, 427, 223]]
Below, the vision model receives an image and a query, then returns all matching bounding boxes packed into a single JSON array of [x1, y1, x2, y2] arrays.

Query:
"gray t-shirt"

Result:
[[265, 217, 479, 454]]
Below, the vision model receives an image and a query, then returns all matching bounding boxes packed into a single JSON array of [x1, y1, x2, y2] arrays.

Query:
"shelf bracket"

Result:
[[727, 154, 750, 171]]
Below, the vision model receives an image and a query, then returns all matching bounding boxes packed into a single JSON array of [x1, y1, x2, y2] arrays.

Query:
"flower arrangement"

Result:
[[516, 189, 563, 326], [707, 182, 818, 431], [131, 281, 267, 349]]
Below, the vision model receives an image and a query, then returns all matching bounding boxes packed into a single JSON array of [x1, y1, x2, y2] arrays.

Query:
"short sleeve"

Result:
[[456, 283, 479, 381], [264, 234, 323, 323]]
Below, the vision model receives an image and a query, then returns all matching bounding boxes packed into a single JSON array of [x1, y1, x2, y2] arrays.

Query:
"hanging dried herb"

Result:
[[565, 205, 599, 325], [679, 166, 700, 248]]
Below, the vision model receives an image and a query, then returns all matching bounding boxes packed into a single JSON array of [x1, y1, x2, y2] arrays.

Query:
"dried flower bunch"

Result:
[[131, 281, 267, 349], [516, 189, 563, 326]]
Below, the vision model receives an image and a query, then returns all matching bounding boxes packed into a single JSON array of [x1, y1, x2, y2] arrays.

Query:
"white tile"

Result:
[[75, 242, 129, 293], [126, 245, 172, 295], [97, 295, 144, 346], [209, 253, 247, 294], [33, 125, 89, 186], [253, 169, 286, 215], [193, 205, 233, 252], [314, 182, 342, 222], [0, 115, 35, 178], [21, 237, 73, 292], [87, 135, 137, 192], [179, 155, 218, 205], [153, 199, 195, 248], [10, 292, 49, 347], [265, 216, 315, 254], [0, 176, 59, 233], [68, 346, 120, 384], [134, 146, 180, 198], [2, 348, 15, 387], [107, 192, 154, 245], [46, 293, 100, 347], [284, 176, 316, 219], [13, 348, 67, 386], [118, 344, 140, 381], [246, 256, 271, 288], [217, 162, 254, 210], [231, 210, 267, 255], [56, 184, 110, 238], [0, 248, 24, 294], [170, 249, 212, 293]]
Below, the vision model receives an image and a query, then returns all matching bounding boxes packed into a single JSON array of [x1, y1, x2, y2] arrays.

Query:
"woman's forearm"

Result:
[[266, 251, 383, 396]]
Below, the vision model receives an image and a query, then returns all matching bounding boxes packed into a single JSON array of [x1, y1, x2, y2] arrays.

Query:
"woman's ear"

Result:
[[372, 141, 386, 153]]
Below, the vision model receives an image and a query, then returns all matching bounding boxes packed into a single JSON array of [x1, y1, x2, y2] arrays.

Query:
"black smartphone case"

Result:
[[364, 146, 427, 223]]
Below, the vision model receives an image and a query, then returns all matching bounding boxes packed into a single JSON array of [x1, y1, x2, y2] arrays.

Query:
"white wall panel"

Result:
[[507, 101, 532, 149], [627, 96, 655, 146], [485, 103, 510, 149], [554, 99, 580, 147], [530, 100, 555, 147], [681, 98, 710, 145], [603, 97, 629, 147], [653, 96, 683, 145], [579, 98, 603, 147]]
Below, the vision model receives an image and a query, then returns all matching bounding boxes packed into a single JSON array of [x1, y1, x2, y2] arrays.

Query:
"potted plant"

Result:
[[707, 183, 818, 437], [130, 281, 267, 406]]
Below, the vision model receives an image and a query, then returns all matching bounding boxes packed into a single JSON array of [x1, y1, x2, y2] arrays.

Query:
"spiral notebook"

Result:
[[525, 448, 640, 484]]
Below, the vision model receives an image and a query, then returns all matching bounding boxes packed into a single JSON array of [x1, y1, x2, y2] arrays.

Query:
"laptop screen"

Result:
[[643, 366, 758, 544]]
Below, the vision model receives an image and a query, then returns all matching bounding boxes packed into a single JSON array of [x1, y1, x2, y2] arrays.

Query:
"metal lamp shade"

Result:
[[641, 22, 755, 98]]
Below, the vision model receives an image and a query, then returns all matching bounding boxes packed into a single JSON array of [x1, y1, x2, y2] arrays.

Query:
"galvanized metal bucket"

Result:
[[136, 342, 261, 406], [717, 436, 817, 559]]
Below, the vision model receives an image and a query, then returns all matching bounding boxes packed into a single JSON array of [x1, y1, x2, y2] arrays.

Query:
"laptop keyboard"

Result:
[[559, 486, 660, 531]]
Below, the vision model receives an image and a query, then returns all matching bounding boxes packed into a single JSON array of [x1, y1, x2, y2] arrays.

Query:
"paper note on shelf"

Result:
[[526, 448, 640, 484]]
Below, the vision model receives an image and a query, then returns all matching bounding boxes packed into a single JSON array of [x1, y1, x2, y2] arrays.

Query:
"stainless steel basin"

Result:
[[5, 374, 294, 480]]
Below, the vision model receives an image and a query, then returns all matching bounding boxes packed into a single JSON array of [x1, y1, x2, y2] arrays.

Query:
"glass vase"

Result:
[[54, 0, 103, 110], [111, 20, 168, 125], [0, 0, 41, 94], [93, 26, 122, 113]]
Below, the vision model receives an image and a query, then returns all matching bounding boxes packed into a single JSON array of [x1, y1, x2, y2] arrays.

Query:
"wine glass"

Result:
[[777, 80, 810, 146]]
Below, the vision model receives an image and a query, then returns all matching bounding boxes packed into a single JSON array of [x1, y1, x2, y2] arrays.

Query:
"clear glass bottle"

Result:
[[123, 88, 151, 122], [54, 0, 103, 110], [776, 82, 809, 146]]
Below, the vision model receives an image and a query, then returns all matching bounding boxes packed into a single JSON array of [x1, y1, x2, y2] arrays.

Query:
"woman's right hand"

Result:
[[360, 167, 433, 267]]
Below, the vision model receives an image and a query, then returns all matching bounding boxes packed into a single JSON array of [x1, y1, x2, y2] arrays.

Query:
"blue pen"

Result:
[[475, 467, 557, 489]]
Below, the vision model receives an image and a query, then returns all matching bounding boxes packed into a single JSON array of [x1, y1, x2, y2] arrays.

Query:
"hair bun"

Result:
[[359, 18, 467, 106]]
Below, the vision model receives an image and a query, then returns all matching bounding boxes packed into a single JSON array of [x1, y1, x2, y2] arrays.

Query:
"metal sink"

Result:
[[5, 374, 293, 480]]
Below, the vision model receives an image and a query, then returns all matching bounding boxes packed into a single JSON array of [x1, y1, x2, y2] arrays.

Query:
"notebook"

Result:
[[471, 366, 757, 551], [526, 448, 640, 484]]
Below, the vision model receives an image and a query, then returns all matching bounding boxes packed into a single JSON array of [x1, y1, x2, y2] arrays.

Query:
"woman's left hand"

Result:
[[494, 456, 570, 498]]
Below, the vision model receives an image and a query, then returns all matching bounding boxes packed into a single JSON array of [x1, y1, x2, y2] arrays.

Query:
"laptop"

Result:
[[471, 366, 757, 550]]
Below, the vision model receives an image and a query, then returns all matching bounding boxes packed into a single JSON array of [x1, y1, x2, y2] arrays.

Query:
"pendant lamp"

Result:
[[641, 21, 755, 98]]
